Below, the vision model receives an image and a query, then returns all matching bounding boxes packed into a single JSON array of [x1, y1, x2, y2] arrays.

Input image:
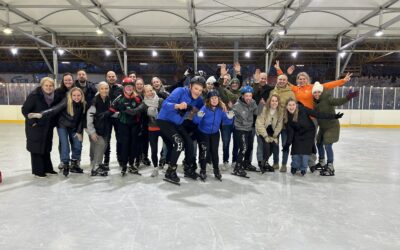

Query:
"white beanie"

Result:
[[206, 76, 216, 84], [312, 81, 323, 94]]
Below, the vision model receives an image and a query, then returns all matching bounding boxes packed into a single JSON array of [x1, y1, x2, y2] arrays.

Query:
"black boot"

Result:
[[70, 159, 84, 173], [102, 162, 110, 171], [213, 168, 222, 181], [233, 163, 247, 177], [165, 164, 180, 183], [243, 161, 258, 172], [183, 162, 198, 180], [128, 164, 141, 175], [159, 158, 166, 168], [141, 154, 151, 166], [199, 168, 207, 181], [91, 164, 108, 176], [61, 162, 69, 177], [121, 165, 127, 176]]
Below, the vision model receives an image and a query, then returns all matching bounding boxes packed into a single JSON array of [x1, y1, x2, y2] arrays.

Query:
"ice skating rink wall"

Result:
[[0, 105, 399, 127]]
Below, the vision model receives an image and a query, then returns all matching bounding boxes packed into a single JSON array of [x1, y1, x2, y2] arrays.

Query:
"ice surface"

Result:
[[0, 124, 400, 250]]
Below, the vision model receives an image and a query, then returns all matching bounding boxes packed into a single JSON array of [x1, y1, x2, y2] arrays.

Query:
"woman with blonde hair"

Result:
[[28, 87, 86, 177], [255, 94, 284, 173], [22, 77, 58, 178]]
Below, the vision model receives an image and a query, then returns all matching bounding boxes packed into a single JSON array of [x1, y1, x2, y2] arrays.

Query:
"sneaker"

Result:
[[272, 163, 280, 170], [151, 168, 159, 177], [279, 164, 287, 173], [221, 162, 229, 171]]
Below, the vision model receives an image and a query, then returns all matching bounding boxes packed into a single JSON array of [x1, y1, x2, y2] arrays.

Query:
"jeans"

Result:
[[57, 127, 83, 164], [221, 124, 238, 163], [317, 142, 334, 163], [291, 154, 310, 171]]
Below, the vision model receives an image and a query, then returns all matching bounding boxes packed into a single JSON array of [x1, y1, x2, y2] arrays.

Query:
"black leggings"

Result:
[[234, 130, 253, 165], [104, 117, 121, 163], [118, 122, 140, 166], [148, 130, 162, 168], [261, 139, 277, 163], [157, 120, 195, 166], [30, 152, 53, 176], [198, 131, 220, 171]]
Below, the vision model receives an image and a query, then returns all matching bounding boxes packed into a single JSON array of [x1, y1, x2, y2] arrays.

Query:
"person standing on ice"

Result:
[[193, 90, 233, 181], [156, 76, 205, 184], [283, 98, 343, 176], [232, 85, 258, 177], [22, 77, 58, 178], [311, 82, 359, 176], [27, 87, 86, 177]]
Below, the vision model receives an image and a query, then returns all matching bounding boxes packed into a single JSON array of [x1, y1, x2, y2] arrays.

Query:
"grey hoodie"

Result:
[[233, 97, 258, 131]]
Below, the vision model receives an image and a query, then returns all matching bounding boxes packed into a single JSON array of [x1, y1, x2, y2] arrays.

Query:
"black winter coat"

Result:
[[75, 80, 97, 106], [41, 98, 86, 134], [285, 103, 336, 155], [21, 87, 55, 154]]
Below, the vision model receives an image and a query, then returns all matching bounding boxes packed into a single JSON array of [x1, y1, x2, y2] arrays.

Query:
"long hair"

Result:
[[205, 96, 225, 110], [264, 94, 283, 118], [283, 97, 298, 123], [60, 72, 74, 91], [67, 87, 86, 116], [296, 72, 311, 85]]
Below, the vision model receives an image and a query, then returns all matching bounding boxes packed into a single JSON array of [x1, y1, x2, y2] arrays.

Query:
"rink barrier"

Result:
[[0, 105, 400, 128]]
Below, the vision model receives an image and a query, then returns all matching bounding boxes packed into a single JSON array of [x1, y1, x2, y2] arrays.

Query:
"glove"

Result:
[[264, 136, 272, 143], [282, 144, 290, 152], [197, 111, 205, 118], [226, 111, 235, 119], [346, 90, 359, 100], [28, 113, 43, 119], [335, 112, 344, 119], [147, 107, 158, 117], [266, 125, 274, 136]]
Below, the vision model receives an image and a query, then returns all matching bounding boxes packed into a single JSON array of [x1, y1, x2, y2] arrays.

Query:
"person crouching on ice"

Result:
[[232, 85, 258, 177], [283, 98, 343, 176], [193, 90, 233, 181], [157, 76, 205, 184], [109, 77, 147, 176]]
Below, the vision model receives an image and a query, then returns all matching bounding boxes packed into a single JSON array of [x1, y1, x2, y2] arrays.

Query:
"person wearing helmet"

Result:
[[193, 90, 234, 181], [232, 85, 258, 177], [157, 76, 205, 184], [109, 77, 147, 176]]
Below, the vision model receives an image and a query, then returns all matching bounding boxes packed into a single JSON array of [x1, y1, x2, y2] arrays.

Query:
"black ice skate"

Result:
[[163, 165, 180, 185], [243, 161, 259, 172], [70, 159, 84, 174], [260, 161, 275, 174], [320, 163, 335, 176], [199, 169, 207, 182], [232, 163, 249, 178], [128, 165, 141, 176], [121, 165, 127, 176], [213, 168, 222, 181], [61, 163, 69, 177], [91, 164, 108, 176]]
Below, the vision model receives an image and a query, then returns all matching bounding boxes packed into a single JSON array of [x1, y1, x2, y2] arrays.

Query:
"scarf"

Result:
[[42, 89, 54, 106], [143, 93, 160, 108]]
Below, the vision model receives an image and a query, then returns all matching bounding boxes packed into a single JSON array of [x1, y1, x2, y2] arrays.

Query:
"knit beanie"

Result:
[[312, 81, 323, 94]]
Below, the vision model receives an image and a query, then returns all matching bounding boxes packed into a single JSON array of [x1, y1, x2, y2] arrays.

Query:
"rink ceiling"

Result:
[[0, 124, 400, 249], [1, 0, 400, 66]]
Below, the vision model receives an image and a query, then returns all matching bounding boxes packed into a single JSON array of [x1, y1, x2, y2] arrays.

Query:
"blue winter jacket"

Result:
[[157, 87, 204, 125], [192, 105, 233, 134]]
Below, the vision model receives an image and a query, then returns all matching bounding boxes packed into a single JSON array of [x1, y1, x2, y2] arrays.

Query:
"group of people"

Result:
[[22, 61, 358, 184]]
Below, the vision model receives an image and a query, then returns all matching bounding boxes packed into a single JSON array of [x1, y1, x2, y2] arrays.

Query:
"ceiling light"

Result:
[[3, 27, 13, 35], [339, 52, 346, 58], [57, 48, 65, 56], [105, 49, 111, 56], [96, 27, 104, 35], [152, 50, 158, 57], [245, 51, 251, 58], [375, 29, 383, 37], [198, 50, 204, 57], [291, 51, 298, 58], [278, 29, 286, 36], [10, 47, 18, 55]]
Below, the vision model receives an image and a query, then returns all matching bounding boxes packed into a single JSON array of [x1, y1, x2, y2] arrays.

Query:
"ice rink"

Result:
[[1, 124, 399, 250]]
